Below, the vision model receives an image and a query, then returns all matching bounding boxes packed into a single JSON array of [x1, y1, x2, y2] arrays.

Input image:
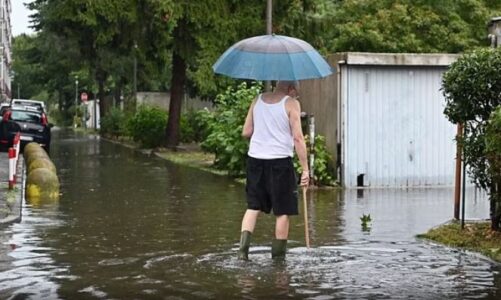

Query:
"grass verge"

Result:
[[153, 148, 223, 175], [101, 135, 245, 181], [417, 221, 501, 262]]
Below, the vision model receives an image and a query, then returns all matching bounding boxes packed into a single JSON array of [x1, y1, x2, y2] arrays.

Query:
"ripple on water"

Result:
[[97, 257, 140, 266], [78, 286, 107, 298], [196, 242, 500, 299], [143, 253, 193, 269]]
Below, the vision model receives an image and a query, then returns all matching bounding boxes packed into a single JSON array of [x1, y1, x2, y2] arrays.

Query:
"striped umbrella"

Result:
[[213, 34, 333, 81]]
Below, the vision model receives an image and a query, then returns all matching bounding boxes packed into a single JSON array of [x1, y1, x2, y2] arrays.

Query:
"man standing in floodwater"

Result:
[[238, 80, 310, 260]]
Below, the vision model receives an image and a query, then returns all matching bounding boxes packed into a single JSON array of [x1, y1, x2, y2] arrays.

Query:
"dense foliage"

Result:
[[201, 83, 259, 176], [126, 106, 168, 148], [486, 107, 501, 227], [12, 0, 501, 138], [180, 109, 213, 144], [100, 107, 128, 138], [328, 0, 501, 53], [443, 48, 501, 230], [294, 135, 335, 186]]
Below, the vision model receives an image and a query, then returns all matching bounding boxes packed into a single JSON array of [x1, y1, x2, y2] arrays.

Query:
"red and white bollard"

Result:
[[13, 132, 20, 163], [8, 147, 16, 189]]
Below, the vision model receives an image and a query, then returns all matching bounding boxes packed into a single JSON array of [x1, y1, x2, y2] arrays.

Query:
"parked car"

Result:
[[10, 99, 46, 113], [0, 102, 9, 116], [0, 106, 52, 153]]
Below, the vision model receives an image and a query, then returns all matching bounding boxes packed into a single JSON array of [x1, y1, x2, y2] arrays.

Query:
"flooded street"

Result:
[[0, 130, 500, 299]]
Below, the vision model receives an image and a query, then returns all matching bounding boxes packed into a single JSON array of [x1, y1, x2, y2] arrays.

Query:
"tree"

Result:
[[11, 31, 86, 125], [11, 34, 45, 100], [486, 107, 501, 231], [162, 1, 266, 147], [443, 48, 501, 230], [328, 0, 501, 53], [163, 0, 337, 147], [28, 0, 153, 117]]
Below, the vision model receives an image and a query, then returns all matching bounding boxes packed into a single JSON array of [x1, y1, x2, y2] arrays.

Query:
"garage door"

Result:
[[342, 66, 457, 188]]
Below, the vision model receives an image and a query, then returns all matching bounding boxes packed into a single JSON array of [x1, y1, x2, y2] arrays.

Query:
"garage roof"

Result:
[[334, 52, 460, 66]]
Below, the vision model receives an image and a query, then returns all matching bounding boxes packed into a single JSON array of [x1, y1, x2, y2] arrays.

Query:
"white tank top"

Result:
[[248, 94, 294, 159]]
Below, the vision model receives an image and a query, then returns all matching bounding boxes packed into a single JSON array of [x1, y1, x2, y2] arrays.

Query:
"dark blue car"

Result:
[[0, 106, 52, 153]]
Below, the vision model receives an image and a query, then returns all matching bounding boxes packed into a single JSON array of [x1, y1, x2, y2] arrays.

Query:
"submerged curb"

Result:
[[0, 154, 24, 226]]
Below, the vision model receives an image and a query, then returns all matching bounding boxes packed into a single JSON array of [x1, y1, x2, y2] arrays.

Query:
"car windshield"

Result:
[[11, 110, 42, 124]]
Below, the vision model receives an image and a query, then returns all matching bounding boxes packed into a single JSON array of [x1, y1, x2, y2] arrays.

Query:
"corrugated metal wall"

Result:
[[342, 66, 457, 187]]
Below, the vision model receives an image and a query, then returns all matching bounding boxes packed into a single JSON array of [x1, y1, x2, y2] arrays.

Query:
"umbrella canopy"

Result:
[[213, 35, 333, 81]]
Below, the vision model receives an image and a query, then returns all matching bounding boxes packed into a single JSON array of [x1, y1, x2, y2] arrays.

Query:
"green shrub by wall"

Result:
[[443, 47, 501, 230], [293, 134, 335, 186], [180, 109, 213, 143], [126, 105, 167, 148], [100, 107, 128, 137], [202, 83, 260, 176]]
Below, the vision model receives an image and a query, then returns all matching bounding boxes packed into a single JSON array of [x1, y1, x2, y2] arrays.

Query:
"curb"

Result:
[[0, 156, 24, 226]]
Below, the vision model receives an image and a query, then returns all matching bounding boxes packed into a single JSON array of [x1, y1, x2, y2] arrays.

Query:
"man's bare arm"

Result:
[[242, 100, 256, 139], [288, 98, 309, 186]]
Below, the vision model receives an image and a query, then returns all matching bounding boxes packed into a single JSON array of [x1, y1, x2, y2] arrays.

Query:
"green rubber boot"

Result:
[[271, 239, 287, 259], [237, 231, 252, 260]]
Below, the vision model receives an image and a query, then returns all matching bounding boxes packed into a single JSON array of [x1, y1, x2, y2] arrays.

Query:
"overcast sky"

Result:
[[11, 1, 34, 36]]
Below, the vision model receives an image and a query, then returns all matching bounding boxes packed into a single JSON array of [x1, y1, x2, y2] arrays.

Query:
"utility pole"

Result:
[[454, 123, 463, 220], [265, 0, 272, 92], [74, 76, 79, 128], [133, 43, 138, 99]]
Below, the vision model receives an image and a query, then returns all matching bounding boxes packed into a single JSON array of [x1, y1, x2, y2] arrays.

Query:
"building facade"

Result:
[[0, 0, 11, 102], [300, 53, 461, 188]]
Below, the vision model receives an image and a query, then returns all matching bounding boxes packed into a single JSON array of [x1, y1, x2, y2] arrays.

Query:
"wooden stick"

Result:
[[302, 186, 310, 248]]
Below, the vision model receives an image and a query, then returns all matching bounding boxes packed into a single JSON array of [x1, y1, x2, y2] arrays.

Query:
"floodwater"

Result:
[[0, 129, 500, 299]]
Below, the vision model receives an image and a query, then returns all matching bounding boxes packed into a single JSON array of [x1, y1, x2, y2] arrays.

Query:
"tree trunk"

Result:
[[164, 51, 186, 148], [492, 182, 501, 231]]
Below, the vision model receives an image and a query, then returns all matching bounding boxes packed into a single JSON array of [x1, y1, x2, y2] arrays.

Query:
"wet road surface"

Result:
[[0, 130, 499, 299]]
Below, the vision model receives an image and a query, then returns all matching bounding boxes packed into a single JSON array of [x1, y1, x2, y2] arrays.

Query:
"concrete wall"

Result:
[[488, 17, 501, 47], [136, 92, 213, 112]]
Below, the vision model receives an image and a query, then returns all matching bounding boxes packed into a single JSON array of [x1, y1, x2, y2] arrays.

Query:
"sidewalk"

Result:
[[0, 152, 24, 226]]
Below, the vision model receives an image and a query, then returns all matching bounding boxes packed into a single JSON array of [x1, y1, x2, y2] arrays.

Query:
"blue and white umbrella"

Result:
[[213, 35, 333, 81]]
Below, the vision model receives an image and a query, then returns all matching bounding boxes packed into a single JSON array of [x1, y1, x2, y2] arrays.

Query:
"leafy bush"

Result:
[[180, 109, 213, 143], [293, 134, 335, 186], [100, 107, 128, 137], [486, 107, 501, 157], [443, 48, 501, 230], [126, 105, 167, 148], [49, 109, 73, 127], [202, 83, 261, 176], [486, 106, 501, 221]]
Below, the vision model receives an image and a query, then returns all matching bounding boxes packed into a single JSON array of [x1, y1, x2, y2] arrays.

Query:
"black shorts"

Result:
[[245, 156, 298, 216]]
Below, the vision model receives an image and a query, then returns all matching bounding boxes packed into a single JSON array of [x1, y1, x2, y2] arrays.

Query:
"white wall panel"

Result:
[[343, 66, 457, 188]]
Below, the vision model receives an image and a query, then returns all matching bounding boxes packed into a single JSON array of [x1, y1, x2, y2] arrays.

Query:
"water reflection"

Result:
[[0, 129, 499, 299]]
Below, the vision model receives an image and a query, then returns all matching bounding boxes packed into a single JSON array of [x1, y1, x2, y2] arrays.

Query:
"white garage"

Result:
[[300, 53, 461, 188]]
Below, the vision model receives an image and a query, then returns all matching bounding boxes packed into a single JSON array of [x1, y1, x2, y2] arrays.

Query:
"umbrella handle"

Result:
[[302, 186, 310, 248]]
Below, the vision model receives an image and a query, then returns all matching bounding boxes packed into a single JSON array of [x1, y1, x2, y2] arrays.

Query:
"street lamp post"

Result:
[[265, 0, 272, 92], [133, 43, 138, 99], [74, 76, 79, 127]]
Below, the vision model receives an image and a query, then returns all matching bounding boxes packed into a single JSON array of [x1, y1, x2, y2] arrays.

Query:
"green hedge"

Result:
[[126, 105, 167, 148]]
